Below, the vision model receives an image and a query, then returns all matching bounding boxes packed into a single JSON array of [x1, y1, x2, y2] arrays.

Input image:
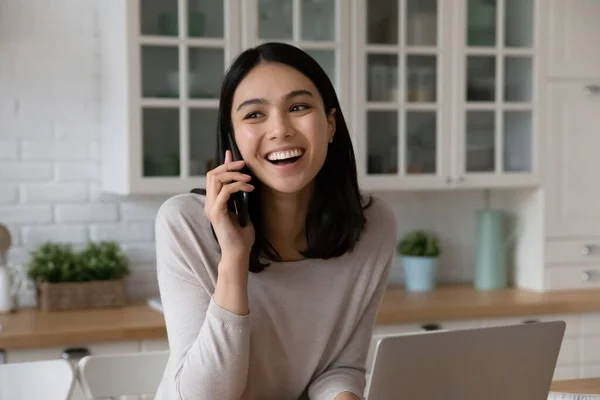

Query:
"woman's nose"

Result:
[[267, 113, 293, 140]]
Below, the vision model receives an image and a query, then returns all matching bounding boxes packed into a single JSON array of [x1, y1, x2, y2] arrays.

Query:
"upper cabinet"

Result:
[[99, 0, 241, 195], [548, 0, 600, 79], [99, 0, 541, 195], [353, 0, 539, 191]]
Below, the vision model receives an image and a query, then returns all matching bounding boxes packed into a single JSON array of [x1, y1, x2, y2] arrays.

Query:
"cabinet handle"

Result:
[[581, 244, 594, 256], [61, 347, 90, 361], [421, 323, 442, 331], [446, 177, 453, 184], [457, 176, 464, 183], [584, 84, 600, 95], [581, 270, 599, 282]]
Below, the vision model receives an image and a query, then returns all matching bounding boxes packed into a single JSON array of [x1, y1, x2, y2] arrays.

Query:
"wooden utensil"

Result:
[[0, 224, 11, 263]]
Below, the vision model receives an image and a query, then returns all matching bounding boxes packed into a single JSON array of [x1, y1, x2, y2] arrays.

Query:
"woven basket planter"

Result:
[[37, 278, 127, 312]]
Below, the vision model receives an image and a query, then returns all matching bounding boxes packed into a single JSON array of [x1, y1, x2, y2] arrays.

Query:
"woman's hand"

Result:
[[204, 150, 255, 264]]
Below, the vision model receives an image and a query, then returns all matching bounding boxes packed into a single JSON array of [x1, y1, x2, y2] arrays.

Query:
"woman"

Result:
[[155, 42, 397, 400]]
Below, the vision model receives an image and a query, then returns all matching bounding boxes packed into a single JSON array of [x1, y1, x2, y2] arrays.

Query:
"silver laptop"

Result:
[[366, 320, 565, 400]]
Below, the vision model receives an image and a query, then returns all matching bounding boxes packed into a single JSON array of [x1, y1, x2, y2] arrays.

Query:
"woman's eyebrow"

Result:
[[236, 89, 314, 112]]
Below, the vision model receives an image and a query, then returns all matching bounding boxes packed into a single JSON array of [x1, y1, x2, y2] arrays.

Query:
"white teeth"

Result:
[[267, 148, 304, 161]]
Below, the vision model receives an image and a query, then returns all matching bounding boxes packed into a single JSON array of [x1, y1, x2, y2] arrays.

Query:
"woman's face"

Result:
[[230, 62, 336, 194]]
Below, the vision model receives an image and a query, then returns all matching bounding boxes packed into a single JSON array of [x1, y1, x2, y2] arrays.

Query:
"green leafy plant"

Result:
[[27, 241, 130, 283], [397, 230, 441, 258]]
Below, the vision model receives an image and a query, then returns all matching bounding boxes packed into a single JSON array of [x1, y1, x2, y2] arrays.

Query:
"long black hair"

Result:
[[213, 42, 372, 273]]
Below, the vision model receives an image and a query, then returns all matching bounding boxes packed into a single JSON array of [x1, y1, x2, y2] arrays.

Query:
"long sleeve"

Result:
[[307, 253, 393, 400], [154, 198, 251, 400]]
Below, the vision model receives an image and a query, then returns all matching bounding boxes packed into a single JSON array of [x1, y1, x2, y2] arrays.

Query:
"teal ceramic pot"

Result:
[[402, 256, 438, 292]]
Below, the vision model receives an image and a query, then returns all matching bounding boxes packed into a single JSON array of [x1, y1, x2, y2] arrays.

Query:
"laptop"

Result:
[[365, 320, 565, 400]]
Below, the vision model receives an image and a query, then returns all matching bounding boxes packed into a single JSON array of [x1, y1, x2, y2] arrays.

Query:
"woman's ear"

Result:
[[327, 108, 337, 143]]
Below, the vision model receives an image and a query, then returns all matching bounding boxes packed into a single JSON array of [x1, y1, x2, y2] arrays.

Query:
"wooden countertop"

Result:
[[3, 285, 600, 350], [376, 285, 600, 324], [0, 302, 167, 350], [551, 378, 600, 395]]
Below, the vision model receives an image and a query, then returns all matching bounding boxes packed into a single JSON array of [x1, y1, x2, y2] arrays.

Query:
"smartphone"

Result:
[[226, 133, 250, 227]]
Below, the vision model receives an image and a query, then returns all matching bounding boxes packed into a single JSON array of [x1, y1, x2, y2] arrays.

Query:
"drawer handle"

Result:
[[581, 270, 599, 282], [582, 244, 594, 256], [61, 347, 90, 361], [421, 323, 442, 331], [584, 84, 600, 95]]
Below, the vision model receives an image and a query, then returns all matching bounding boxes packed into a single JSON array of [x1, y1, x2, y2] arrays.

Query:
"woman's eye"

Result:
[[290, 104, 309, 112], [244, 111, 263, 120]]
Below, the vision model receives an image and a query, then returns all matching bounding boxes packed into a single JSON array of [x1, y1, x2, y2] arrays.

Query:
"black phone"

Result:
[[226, 133, 250, 227]]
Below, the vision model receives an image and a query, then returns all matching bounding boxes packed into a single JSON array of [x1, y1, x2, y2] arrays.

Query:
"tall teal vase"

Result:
[[474, 209, 507, 290]]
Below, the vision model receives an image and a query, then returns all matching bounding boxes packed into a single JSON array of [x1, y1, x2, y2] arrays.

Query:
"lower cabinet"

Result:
[[4, 339, 169, 400]]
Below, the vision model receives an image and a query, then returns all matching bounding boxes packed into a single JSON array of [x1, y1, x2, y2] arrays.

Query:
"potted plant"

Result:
[[27, 241, 130, 311], [397, 230, 441, 292]]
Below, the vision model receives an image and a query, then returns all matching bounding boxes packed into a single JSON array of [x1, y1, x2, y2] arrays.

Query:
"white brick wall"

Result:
[[0, 0, 518, 304], [0, 0, 168, 301]]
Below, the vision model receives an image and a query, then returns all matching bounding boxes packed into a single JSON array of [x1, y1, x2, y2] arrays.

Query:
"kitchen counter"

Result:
[[377, 284, 600, 324], [0, 302, 167, 350], [550, 378, 600, 395], [3, 285, 600, 350]]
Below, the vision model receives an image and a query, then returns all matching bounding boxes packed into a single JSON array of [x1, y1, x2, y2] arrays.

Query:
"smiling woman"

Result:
[[154, 42, 397, 400]]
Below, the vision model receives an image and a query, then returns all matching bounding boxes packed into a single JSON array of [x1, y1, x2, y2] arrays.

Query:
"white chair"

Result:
[[0, 359, 76, 400], [78, 351, 169, 399]]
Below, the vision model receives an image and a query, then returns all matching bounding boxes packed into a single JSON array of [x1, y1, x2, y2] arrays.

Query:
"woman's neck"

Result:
[[261, 183, 313, 261]]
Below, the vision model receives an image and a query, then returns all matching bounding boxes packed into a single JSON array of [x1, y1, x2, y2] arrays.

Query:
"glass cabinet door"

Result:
[[358, 0, 448, 188], [242, 0, 349, 115], [138, 0, 236, 180], [461, 0, 535, 178]]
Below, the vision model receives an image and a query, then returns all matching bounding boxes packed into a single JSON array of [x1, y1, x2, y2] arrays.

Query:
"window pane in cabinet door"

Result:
[[504, 57, 532, 102], [406, 111, 436, 174], [302, 0, 335, 41], [467, 0, 497, 47], [466, 56, 496, 102], [141, 0, 178, 37], [142, 108, 180, 177], [188, 0, 224, 38], [188, 48, 224, 99], [367, 0, 398, 45], [189, 109, 218, 176], [503, 111, 532, 172], [305, 50, 336, 87], [141, 46, 179, 98], [406, 55, 437, 103], [505, 0, 533, 48], [367, 54, 399, 102], [367, 111, 398, 175], [406, 0, 437, 46], [466, 111, 495, 173], [259, 0, 293, 40]]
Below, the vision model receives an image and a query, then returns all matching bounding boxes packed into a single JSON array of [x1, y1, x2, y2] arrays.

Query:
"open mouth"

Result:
[[265, 149, 305, 166]]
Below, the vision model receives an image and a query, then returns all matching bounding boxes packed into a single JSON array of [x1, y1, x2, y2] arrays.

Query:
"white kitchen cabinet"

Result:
[[353, 0, 541, 191], [98, 0, 543, 195], [99, 0, 242, 195], [547, 0, 600, 79], [545, 81, 600, 239], [6, 341, 140, 400]]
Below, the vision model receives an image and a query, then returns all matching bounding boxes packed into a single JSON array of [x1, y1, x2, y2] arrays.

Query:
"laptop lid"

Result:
[[366, 320, 565, 400]]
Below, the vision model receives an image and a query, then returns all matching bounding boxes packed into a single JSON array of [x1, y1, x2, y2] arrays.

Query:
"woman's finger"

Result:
[[213, 181, 254, 215]]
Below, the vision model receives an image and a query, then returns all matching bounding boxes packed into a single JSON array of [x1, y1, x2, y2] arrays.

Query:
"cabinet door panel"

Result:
[[548, 0, 600, 78], [546, 82, 600, 237]]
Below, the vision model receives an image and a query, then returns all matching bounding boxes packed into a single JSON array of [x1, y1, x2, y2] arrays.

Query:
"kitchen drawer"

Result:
[[5, 341, 140, 363], [546, 239, 600, 264], [546, 265, 600, 290], [6, 341, 140, 400]]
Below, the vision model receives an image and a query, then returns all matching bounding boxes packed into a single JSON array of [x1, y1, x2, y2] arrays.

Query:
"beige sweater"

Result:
[[154, 192, 397, 400]]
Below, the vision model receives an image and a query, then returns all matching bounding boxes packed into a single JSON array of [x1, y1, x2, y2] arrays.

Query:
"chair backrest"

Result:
[[0, 359, 75, 400], [78, 351, 169, 399]]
